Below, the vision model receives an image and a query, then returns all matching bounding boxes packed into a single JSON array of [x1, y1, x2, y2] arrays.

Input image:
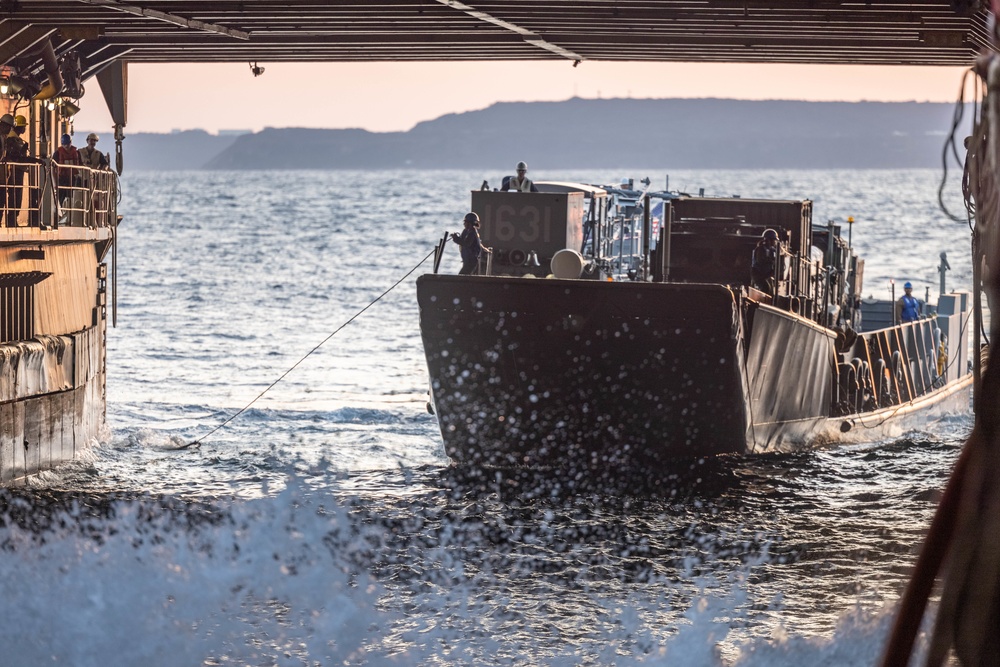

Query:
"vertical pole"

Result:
[[825, 219, 835, 266], [433, 232, 448, 274], [939, 251, 949, 297], [616, 195, 624, 277], [112, 222, 117, 327], [821, 267, 830, 325], [847, 216, 854, 323], [891, 281, 897, 327], [662, 202, 673, 283], [972, 234, 982, 413], [596, 198, 603, 262], [642, 194, 651, 281]]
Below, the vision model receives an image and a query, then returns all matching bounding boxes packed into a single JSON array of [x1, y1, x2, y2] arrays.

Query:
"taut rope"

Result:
[[184, 247, 436, 448]]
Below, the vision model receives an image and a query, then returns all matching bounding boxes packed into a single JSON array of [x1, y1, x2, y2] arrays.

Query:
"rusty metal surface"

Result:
[[0, 1, 990, 78]]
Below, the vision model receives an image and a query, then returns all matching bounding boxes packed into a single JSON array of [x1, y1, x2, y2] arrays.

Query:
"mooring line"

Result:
[[185, 247, 437, 448]]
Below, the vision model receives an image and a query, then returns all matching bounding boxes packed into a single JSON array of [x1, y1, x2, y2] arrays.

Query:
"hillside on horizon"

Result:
[[87, 98, 969, 171]]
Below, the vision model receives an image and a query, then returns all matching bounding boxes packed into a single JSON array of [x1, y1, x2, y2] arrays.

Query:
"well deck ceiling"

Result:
[[1, 1, 991, 78]]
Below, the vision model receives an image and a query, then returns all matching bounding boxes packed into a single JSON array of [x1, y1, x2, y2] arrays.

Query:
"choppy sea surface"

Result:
[[1, 169, 977, 665]]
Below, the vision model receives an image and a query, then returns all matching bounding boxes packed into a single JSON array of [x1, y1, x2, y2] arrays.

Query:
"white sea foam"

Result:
[[0, 471, 941, 665]]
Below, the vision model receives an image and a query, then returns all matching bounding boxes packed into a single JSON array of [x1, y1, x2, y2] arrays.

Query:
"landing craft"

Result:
[[418, 182, 972, 471]]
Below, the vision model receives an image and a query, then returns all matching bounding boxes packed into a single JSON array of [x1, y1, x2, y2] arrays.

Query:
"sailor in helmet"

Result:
[[53, 132, 82, 203], [10, 115, 26, 140], [5, 115, 25, 159], [3, 115, 29, 227], [751, 228, 780, 293], [501, 161, 539, 193], [896, 281, 922, 323], [0, 114, 13, 161], [451, 212, 484, 275], [4, 115, 27, 161], [79, 132, 109, 170]]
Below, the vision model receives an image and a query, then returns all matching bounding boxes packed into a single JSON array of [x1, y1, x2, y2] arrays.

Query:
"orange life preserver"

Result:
[[53, 145, 82, 186], [54, 145, 81, 165]]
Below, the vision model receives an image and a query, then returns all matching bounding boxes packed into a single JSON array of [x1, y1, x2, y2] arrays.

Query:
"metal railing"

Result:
[[2, 161, 117, 230]]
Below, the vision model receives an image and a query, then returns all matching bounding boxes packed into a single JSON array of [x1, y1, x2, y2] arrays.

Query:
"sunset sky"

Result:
[[74, 60, 973, 135]]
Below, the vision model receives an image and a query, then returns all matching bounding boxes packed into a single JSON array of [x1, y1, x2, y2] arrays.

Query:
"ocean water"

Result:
[[1, 168, 976, 665]]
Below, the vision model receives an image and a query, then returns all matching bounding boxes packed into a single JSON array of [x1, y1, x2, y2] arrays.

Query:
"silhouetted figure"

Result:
[[751, 228, 779, 293], [452, 212, 483, 275], [2, 114, 27, 227]]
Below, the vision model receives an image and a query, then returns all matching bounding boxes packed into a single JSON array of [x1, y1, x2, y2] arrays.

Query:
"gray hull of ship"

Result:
[[417, 275, 971, 471]]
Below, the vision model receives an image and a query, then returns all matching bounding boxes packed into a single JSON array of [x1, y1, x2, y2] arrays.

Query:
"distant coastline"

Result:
[[81, 97, 969, 171]]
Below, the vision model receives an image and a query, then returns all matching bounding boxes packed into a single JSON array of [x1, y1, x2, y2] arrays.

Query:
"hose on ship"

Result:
[[882, 40, 1000, 666], [183, 247, 436, 448], [937, 66, 978, 227]]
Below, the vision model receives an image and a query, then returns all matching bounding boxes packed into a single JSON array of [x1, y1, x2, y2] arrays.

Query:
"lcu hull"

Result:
[[417, 274, 972, 471], [419, 275, 753, 468]]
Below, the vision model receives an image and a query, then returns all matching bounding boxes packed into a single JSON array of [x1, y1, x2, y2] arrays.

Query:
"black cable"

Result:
[[185, 247, 436, 447], [940, 68, 975, 224]]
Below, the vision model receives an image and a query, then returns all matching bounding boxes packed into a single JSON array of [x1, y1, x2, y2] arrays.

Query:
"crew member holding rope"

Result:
[[451, 212, 483, 275]]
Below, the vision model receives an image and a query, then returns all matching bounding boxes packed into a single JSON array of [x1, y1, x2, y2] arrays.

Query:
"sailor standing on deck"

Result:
[[0, 114, 12, 162], [0, 114, 16, 227], [78, 133, 109, 170], [751, 228, 780, 293], [501, 161, 539, 193], [896, 281, 922, 323], [5, 116, 27, 160], [452, 212, 483, 275], [3, 116, 29, 227], [53, 133, 82, 203]]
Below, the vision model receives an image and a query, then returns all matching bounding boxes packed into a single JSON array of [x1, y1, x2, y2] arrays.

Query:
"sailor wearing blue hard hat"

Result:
[[897, 281, 921, 323], [53, 132, 82, 203]]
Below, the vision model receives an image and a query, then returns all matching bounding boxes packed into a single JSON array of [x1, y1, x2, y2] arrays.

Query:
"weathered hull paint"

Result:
[[417, 274, 971, 472], [0, 225, 112, 483], [0, 324, 105, 483]]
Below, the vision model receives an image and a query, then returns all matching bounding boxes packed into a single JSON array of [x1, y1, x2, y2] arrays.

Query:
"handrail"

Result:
[[1, 161, 117, 230]]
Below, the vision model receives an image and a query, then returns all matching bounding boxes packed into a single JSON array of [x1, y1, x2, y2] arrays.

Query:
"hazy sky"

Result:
[[73, 60, 972, 135]]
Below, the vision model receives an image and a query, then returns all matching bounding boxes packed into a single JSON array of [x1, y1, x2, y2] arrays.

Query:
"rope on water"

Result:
[[185, 247, 437, 448]]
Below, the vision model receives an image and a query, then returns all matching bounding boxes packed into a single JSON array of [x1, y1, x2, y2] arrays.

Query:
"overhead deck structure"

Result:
[[0, 0, 992, 80]]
